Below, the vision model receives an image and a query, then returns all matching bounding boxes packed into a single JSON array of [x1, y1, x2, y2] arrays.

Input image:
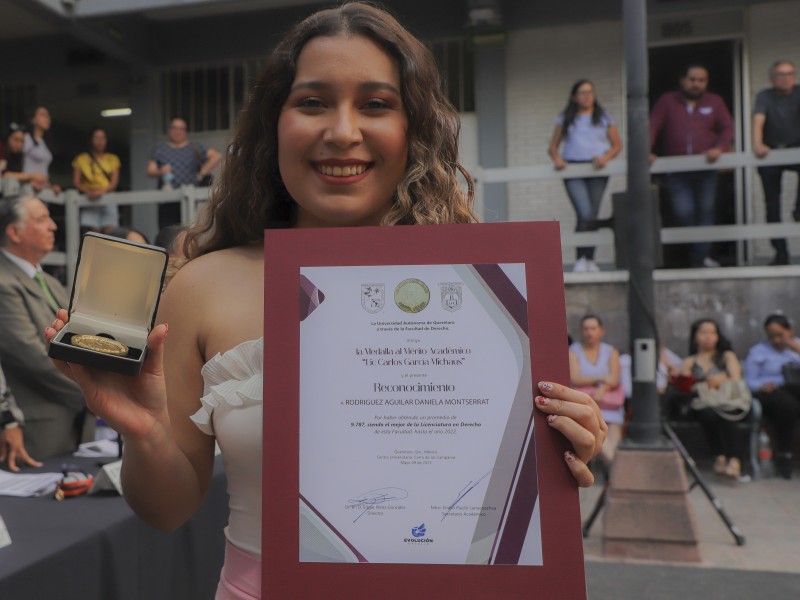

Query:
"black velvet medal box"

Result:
[[47, 232, 169, 375]]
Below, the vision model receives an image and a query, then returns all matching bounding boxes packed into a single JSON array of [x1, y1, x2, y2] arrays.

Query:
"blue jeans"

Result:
[[564, 176, 608, 260], [757, 164, 800, 256], [665, 171, 718, 266]]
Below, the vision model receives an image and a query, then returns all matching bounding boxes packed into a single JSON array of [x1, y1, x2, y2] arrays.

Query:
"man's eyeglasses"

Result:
[[774, 71, 795, 78]]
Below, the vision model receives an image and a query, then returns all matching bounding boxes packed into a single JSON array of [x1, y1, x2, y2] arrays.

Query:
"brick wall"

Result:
[[564, 272, 800, 358]]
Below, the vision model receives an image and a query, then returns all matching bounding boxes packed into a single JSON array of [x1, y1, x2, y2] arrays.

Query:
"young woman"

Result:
[[23, 106, 59, 193], [744, 314, 800, 479], [569, 314, 624, 465], [47, 4, 607, 597], [1, 123, 49, 189], [72, 127, 121, 230], [679, 319, 749, 480], [548, 80, 621, 272]]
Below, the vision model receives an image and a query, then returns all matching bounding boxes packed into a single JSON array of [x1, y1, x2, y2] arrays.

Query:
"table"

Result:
[[0, 454, 228, 599]]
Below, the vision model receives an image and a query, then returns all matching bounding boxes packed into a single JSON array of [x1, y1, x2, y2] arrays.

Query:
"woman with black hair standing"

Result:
[[548, 80, 621, 272], [745, 314, 800, 479], [22, 106, 60, 194]]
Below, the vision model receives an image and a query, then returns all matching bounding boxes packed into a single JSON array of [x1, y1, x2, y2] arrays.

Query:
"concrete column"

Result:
[[474, 44, 508, 222], [129, 69, 160, 240], [603, 448, 701, 562]]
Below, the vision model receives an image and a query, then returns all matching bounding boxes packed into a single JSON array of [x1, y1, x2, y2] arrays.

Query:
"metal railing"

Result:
[[2, 146, 799, 283], [1, 177, 209, 283], [475, 147, 800, 265]]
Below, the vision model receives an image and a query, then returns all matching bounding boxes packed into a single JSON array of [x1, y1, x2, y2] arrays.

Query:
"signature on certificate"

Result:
[[442, 470, 492, 521], [349, 487, 409, 522]]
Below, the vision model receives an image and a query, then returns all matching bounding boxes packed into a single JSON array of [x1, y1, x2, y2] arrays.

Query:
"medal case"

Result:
[[48, 232, 168, 375]]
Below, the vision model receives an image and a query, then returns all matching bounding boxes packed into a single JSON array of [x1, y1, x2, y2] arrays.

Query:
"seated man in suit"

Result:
[[0, 195, 91, 458]]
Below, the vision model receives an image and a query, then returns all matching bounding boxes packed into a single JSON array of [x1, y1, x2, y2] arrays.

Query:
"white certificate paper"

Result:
[[299, 263, 541, 565]]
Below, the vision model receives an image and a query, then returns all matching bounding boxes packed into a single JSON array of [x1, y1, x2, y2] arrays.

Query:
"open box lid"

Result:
[[69, 232, 169, 336]]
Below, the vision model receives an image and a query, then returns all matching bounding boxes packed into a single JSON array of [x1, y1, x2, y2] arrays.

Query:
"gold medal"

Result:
[[71, 334, 129, 357]]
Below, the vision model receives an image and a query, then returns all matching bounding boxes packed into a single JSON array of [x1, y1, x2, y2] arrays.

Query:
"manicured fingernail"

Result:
[[538, 381, 554, 392], [164, 323, 169, 338], [535, 396, 549, 406], [547, 414, 557, 424], [52, 319, 58, 328], [565, 451, 576, 463]]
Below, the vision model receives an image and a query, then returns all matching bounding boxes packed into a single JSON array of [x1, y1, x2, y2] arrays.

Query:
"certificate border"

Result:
[[263, 222, 586, 599]]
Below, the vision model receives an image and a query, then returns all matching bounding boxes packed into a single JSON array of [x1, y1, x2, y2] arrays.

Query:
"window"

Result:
[[428, 39, 475, 113], [159, 42, 475, 133], [160, 60, 264, 133]]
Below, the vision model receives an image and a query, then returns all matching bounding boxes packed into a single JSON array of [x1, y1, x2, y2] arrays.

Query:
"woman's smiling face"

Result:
[[277, 34, 408, 228]]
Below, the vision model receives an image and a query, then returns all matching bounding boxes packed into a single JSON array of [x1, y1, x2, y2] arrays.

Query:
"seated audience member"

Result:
[[1, 123, 49, 189], [0, 196, 90, 458], [107, 227, 149, 245], [672, 319, 751, 479], [72, 128, 121, 231], [0, 360, 42, 471], [745, 314, 800, 479], [155, 224, 188, 260], [657, 345, 683, 394], [569, 314, 625, 465]]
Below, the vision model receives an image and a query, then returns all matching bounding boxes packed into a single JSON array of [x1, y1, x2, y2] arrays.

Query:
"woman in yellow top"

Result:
[[72, 128, 121, 231]]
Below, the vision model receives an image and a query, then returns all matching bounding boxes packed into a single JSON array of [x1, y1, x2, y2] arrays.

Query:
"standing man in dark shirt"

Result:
[[650, 65, 734, 268], [147, 118, 221, 228], [752, 60, 800, 266]]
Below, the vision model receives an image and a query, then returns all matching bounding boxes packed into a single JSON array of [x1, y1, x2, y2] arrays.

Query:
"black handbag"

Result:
[[782, 362, 800, 387]]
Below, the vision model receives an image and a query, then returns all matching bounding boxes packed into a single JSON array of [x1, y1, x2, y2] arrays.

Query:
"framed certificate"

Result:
[[263, 222, 586, 598]]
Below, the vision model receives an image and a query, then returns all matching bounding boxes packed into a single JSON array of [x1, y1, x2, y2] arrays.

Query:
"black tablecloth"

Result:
[[0, 454, 228, 599]]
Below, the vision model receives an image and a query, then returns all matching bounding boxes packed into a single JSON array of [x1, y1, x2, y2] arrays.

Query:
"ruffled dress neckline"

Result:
[[191, 337, 263, 435]]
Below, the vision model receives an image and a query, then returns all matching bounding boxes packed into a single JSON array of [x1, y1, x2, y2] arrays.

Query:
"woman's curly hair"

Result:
[[184, 1, 476, 260]]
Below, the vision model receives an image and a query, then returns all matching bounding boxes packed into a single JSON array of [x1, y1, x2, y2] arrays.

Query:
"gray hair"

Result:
[[0, 196, 36, 246], [769, 59, 795, 79]]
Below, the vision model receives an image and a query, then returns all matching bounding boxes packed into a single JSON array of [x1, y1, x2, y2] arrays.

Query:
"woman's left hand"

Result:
[[534, 381, 607, 487]]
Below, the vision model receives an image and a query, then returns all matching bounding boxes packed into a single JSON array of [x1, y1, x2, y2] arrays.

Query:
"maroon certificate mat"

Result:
[[263, 221, 586, 598]]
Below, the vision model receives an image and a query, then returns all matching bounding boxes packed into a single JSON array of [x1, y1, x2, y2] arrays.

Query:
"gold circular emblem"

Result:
[[394, 278, 430, 313], [71, 334, 129, 357]]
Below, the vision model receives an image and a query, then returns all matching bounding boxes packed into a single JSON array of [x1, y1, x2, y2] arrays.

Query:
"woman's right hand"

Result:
[[553, 157, 567, 170], [45, 308, 171, 441]]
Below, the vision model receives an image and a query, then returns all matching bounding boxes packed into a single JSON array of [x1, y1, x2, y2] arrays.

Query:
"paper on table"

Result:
[[73, 438, 121, 458], [0, 470, 62, 497], [0, 513, 11, 548]]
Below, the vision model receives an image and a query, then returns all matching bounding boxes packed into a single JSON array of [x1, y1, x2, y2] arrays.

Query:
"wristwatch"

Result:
[[1, 409, 18, 430], [0, 392, 19, 430]]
